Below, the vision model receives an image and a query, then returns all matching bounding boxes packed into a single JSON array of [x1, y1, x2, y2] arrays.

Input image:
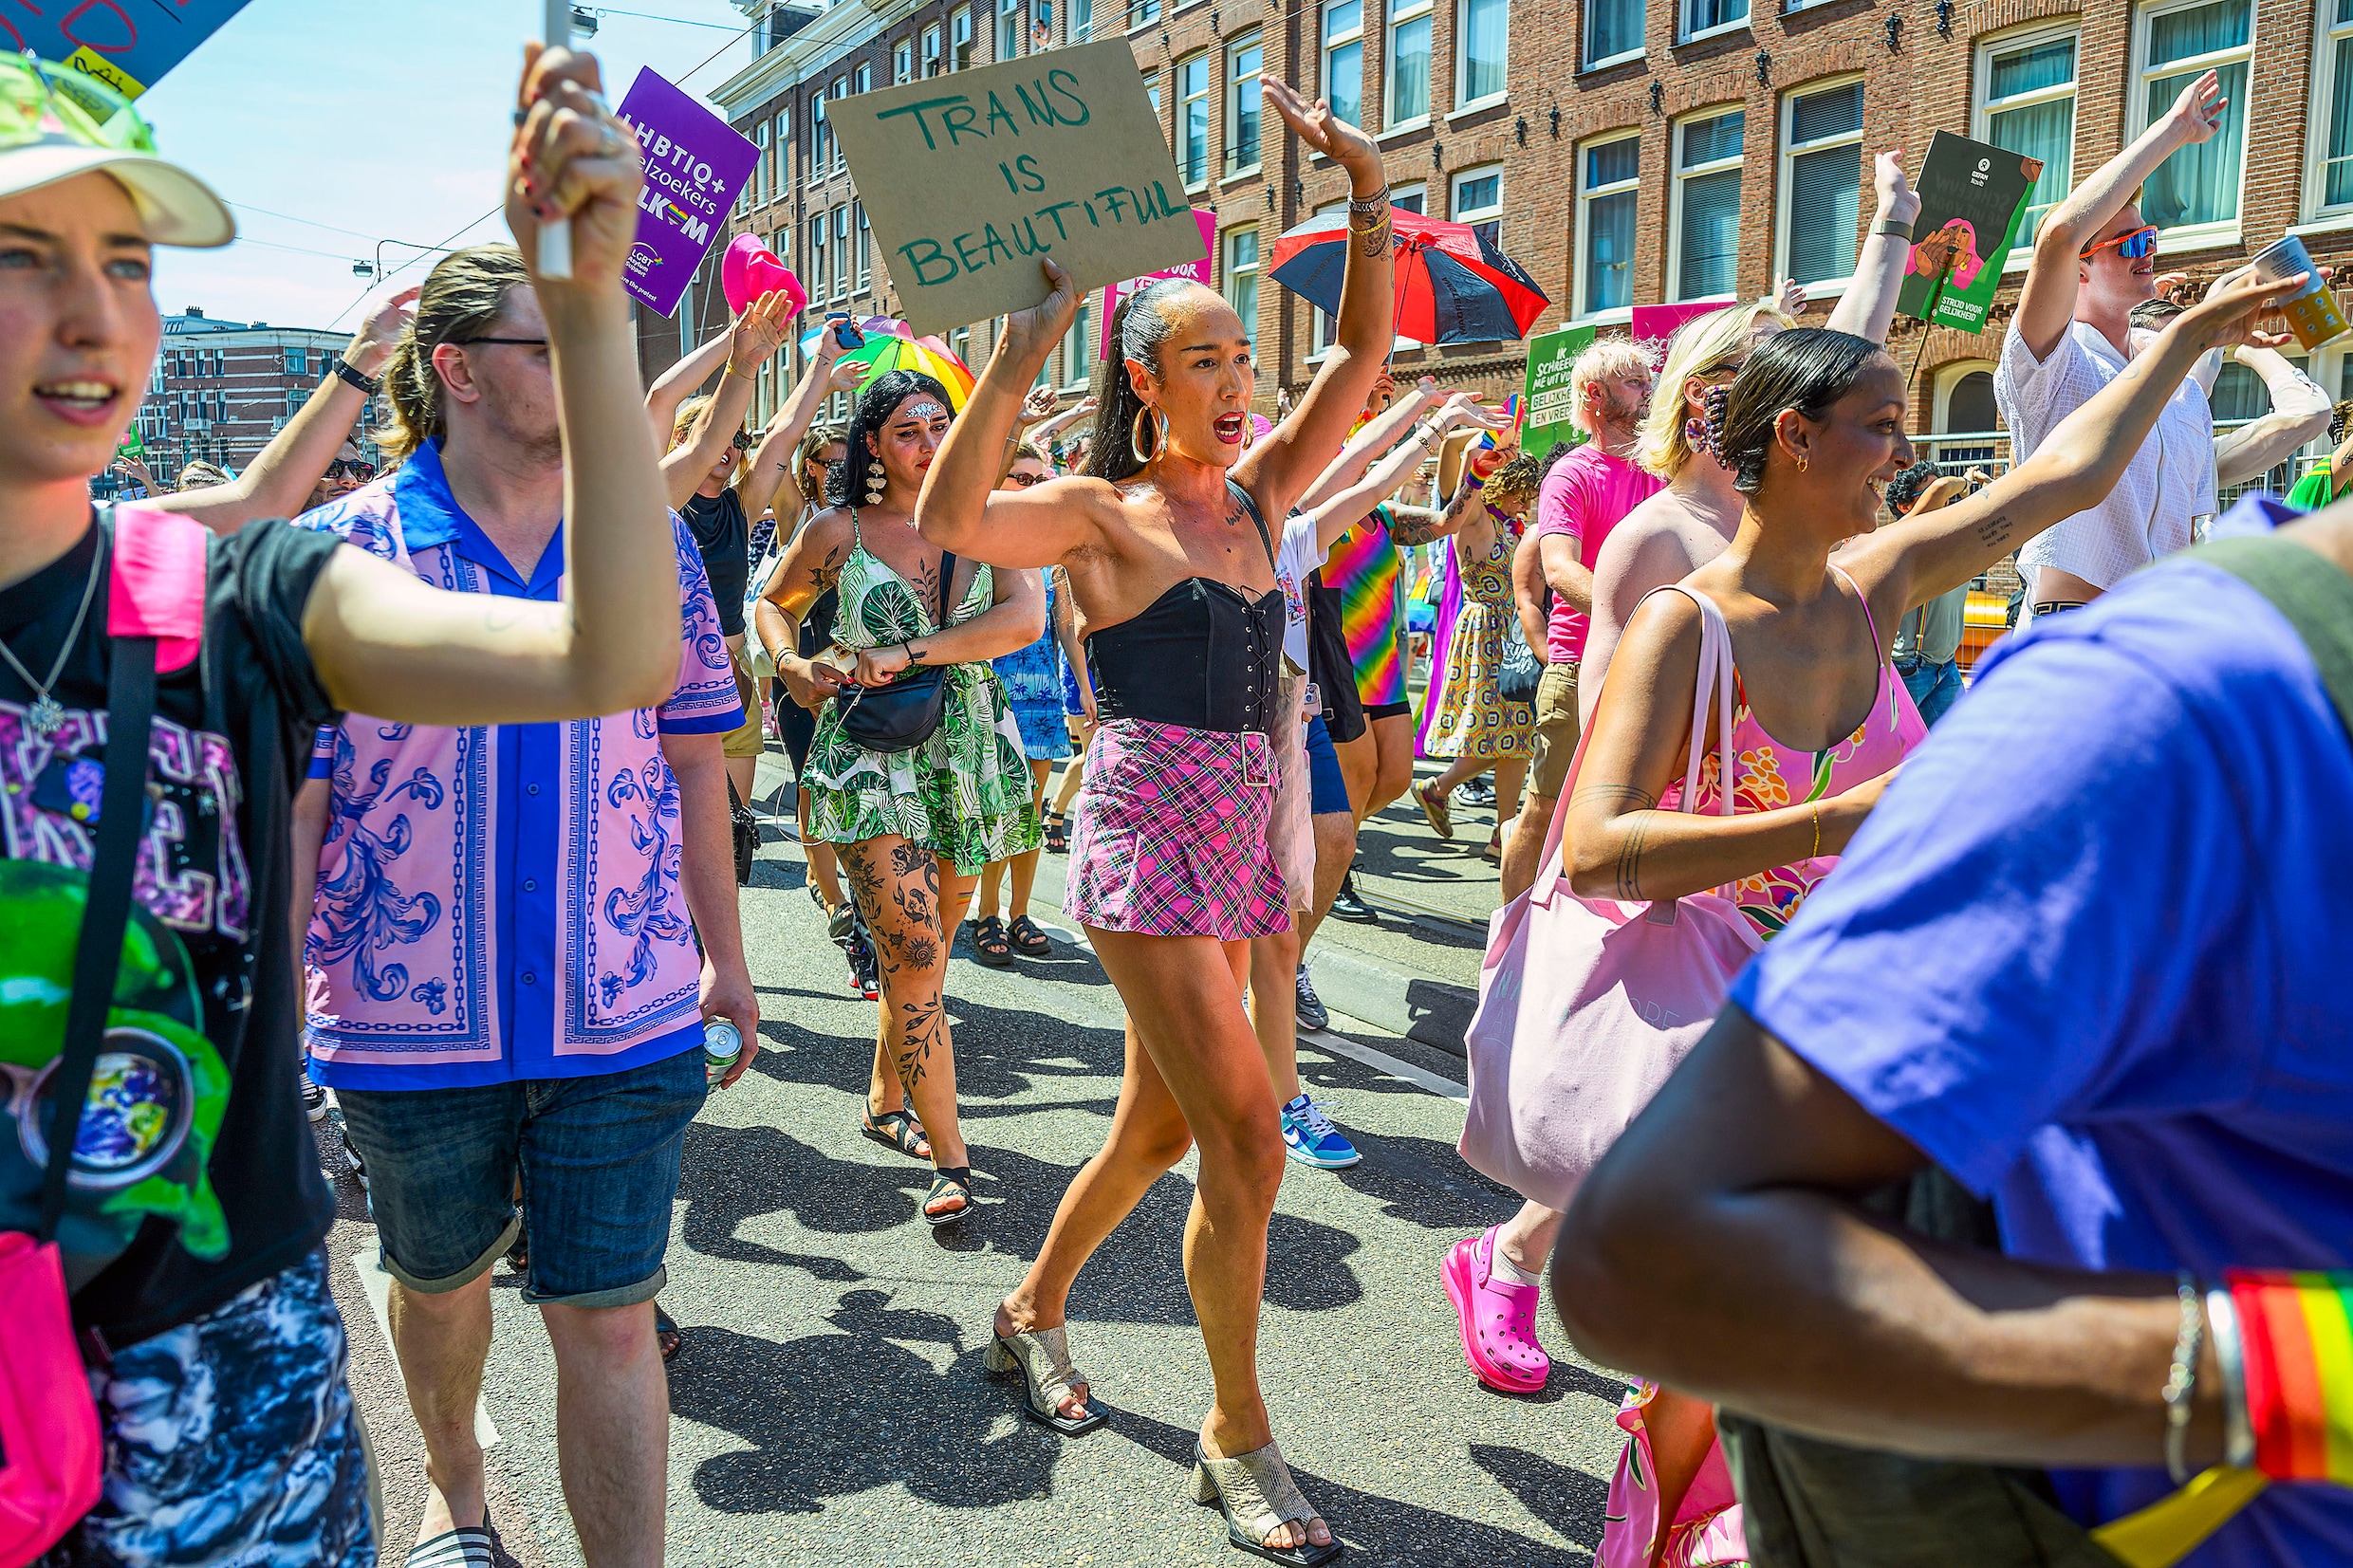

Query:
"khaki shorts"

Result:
[[722, 642, 767, 760], [1528, 663, 1581, 800]]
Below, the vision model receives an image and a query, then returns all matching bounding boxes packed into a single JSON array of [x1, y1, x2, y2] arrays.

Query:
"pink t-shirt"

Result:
[[1534, 444, 1662, 664]]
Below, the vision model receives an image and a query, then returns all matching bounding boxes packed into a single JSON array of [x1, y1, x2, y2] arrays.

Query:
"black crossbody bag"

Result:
[[837, 544, 956, 753]]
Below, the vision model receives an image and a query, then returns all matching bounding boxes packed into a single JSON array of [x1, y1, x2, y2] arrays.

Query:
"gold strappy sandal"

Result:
[[1191, 1437, 1341, 1565]]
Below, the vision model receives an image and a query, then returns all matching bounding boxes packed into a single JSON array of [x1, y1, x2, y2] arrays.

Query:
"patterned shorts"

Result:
[[56, 1250, 376, 1568], [1065, 719, 1288, 940]]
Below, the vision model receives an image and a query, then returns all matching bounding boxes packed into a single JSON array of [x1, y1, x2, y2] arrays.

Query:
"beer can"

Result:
[[2250, 234, 2350, 352], [703, 1019, 743, 1087]]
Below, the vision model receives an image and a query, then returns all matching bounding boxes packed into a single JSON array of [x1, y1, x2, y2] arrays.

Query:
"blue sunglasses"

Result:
[[2081, 225, 2160, 262]]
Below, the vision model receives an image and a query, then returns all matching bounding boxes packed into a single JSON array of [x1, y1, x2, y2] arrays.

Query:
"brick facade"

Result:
[[122, 308, 374, 489], [692, 0, 2353, 448]]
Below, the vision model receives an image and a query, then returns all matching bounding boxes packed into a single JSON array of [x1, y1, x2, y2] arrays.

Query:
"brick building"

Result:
[[124, 307, 377, 488], [673, 0, 2353, 467]]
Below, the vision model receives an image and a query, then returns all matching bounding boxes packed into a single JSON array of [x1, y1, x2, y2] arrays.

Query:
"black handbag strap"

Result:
[[40, 625, 159, 1242], [936, 548, 957, 631]]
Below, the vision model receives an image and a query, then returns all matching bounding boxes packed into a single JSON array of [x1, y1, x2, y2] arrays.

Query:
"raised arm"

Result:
[[1231, 79, 1396, 518], [153, 286, 417, 535], [2213, 345, 2332, 488], [1857, 267, 2302, 619], [645, 320, 734, 438], [1301, 397, 1504, 552], [916, 256, 1126, 568], [1292, 376, 1437, 512], [1825, 152, 1919, 346], [660, 290, 793, 511], [2013, 70, 2226, 360], [737, 335, 861, 520], [300, 45, 678, 727]]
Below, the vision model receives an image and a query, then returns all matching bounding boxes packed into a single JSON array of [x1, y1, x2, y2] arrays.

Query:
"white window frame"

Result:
[[1386, 0, 1435, 131], [1573, 130, 1640, 321], [1227, 30, 1265, 176], [857, 202, 871, 291], [922, 23, 942, 76], [833, 205, 851, 300], [772, 111, 790, 192], [1309, 198, 1346, 359], [2129, 0, 2253, 247], [1774, 74, 1865, 299], [807, 214, 827, 300], [1583, 0, 1644, 70], [831, 78, 849, 169], [1451, 162, 1504, 250], [1223, 223, 1261, 344], [1669, 103, 1745, 304], [1323, 0, 1364, 131], [954, 5, 975, 66], [1065, 296, 1095, 389], [753, 121, 770, 205], [894, 37, 914, 81], [855, 63, 871, 94], [1973, 22, 2079, 268], [1391, 179, 1426, 214], [2306, 0, 2353, 221], [1176, 51, 1212, 189], [1453, 0, 1509, 111], [1001, 0, 1023, 58], [1678, 0, 1749, 45], [811, 91, 829, 180], [1128, 0, 1161, 30]]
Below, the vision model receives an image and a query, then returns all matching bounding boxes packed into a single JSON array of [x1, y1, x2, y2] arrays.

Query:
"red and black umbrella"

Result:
[[1269, 209, 1549, 345]]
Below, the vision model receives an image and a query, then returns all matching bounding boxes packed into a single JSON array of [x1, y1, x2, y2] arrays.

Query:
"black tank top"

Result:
[[1085, 481, 1282, 735]]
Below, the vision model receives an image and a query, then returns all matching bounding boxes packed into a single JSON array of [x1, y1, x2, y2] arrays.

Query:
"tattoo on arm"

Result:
[[1973, 511, 2013, 550], [1387, 508, 1459, 546], [1566, 784, 1661, 900], [1355, 213, 1392, 259], [1567, 783, 1659, 815], [1613, 811, 1653, 900]]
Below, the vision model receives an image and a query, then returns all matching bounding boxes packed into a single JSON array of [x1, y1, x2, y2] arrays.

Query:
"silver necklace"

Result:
[[1, 540, 103, 738]]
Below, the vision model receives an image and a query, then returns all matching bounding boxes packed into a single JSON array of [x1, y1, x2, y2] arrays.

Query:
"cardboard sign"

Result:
[[1897, 132, 2043, 335], [614, 68, 760, 319], [1520, 324, 1597, 458], [1631, 302, 1729, 346], [831, 39, 1209, 337], [1098, 208, 1219, 359], [9, 0, 252, 98]]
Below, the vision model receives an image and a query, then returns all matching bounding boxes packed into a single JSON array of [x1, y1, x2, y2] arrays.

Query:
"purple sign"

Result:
[[1099, 209, 1219, 359], [614, 68, 759, 319]]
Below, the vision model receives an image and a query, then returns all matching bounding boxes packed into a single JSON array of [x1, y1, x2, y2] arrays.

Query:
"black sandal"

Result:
[[922, 1166, 973, 1227], [862, 1108, 932, 1159], [655, 1305, 681, 1363], [972, 915, 1014, 968], [1043, 810, 1068, 853], [1006, 913, 1052, 958]]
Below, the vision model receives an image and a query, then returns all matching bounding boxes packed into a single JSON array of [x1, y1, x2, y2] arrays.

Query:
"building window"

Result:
[[1072, 0, 1092, 43], [1452, 164, 1503, 250], [895, 37, 913, 81], [1001, 0, 1022, 57], [954, 5, 974, 65], [808, 215, 827, 300], [1586, 0, 1642, 65], [1323, 1, 1363, 127], [1225, 225, 1260, 344], [813, 92, 830, 172], [753, 121, 769, 204], [1387, 0, 1434, 125], [1228, 31, 1264, 175], [855, 63, 871, 94], [832, 79, 848, 169], [285, 388, 304, 417], [1311, 199, 1345, 353], [833, 207, 851, 299], [1779, 78, 1864, 289], [1131, 0, 1160, 27], [857, 203, 871, 289], [1673, 106, 1744, 300], [1392, 181, 1426, 213], [1065, 297, 1095, 388], [1456, 0, 1508, 105], [1144, 67, 1160, 119], [2318, 0, 2353, 211], [1975, 28, 2076, 234], [923, 23, 942, 75], [1577, 134, 1640, 316], [1178, 53, 1211, 186], [1681, 0, 1748, 39], [772, 111, 790, 191], [2135, 0, 2251, 232], [284, 348, 307, 376]]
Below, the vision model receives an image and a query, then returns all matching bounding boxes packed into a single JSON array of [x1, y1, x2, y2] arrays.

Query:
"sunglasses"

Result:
[[0, 54, 153, 157], [324, 459, 376, 482], [730, 430, 754, 452], [2081, 225, 2160, 262], [1003, 470, 1047, 488]]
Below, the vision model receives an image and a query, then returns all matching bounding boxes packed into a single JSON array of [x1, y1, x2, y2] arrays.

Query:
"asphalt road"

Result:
[[321, 763, 1628, 1568]]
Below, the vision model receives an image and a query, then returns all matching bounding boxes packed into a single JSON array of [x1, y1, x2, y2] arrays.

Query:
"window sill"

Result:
[[2287, 215, 2353, 240], [1581, 47, 1644, 73], [1378, 117, 1432, 142], [1665, 290, 1738, 308], [1447, 97, 1509, 122], [1791, 274, 1851, 303], [1676, 18, 1751, 45], [2154, 221, 2240, 254], [1221, 163, 1265, 184], [1570, 304, 1636, 328]]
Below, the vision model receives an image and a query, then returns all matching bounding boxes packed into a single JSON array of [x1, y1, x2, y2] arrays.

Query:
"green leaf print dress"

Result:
[[802, 510, 1043, 874]]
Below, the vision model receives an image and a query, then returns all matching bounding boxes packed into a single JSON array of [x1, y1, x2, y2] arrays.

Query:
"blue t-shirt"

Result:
[[1730, 556, 2353, 1566]]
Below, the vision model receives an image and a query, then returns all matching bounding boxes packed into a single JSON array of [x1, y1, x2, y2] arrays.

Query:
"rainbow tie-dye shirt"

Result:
[[1324, 506, 1409, 710]]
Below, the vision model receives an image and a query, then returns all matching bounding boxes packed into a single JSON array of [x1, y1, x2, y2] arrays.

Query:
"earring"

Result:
[[865, 458, 886, 506], [1795, 453, 1809, 473], [1131, 404, 1169, 465], [1683, 414, 1707, 449]]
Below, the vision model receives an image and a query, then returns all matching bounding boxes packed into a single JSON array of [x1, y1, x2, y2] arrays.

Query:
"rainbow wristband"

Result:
[[2227, 1269, 2353, 1483]]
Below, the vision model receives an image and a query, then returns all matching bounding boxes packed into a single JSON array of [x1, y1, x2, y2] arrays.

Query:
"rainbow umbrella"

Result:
[[846, 333, 977, 409], [795, 315, 910, 360]]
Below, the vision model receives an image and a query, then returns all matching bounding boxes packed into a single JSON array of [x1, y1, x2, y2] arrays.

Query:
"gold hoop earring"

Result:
[[1131, 404, 1168, 465], [1795, 453, 1809, 474]]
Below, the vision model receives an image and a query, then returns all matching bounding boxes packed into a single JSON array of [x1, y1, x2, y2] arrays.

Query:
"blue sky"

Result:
[[138, 0, 754, 331]]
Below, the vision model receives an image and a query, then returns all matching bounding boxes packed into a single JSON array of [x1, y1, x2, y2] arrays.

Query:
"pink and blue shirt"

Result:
[[298, 442, 743, 1089]]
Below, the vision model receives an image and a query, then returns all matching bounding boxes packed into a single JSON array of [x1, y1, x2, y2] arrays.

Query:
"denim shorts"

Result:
[[336, 1046, 706, 1308]]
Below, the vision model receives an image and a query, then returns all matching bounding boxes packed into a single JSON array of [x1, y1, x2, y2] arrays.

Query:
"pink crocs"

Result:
[[1442, 1226, 1550, 1393]]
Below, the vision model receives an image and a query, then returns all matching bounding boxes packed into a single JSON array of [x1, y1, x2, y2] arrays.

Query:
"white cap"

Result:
[[0, 131, 234, 249]]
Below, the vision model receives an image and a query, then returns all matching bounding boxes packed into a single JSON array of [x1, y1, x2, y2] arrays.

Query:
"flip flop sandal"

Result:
[[1006, 913, 1052, 958], [1043, 811, 1069, 853], [862, 1108, 932, 1159], [655, 1305, 682, 1363], [1416, 782, 1454, 840], [1191, 1438, 1341, 1565], [410, 1525, 496, 1568], [972, 915, 1015, 968], [921, 1166, 973, 1227], [983, 1320, 1109, 1433]]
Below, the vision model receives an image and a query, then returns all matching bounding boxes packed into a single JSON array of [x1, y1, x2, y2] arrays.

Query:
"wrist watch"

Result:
[[332, 358, 381, 397]]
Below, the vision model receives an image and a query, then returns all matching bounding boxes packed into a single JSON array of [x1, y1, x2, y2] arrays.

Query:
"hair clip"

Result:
[[1701, 384, 1732, 465]]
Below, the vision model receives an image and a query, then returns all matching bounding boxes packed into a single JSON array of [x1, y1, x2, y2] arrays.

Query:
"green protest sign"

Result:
[[831, 39, 1209, 337], [1521, 323, 1595, 457], [1896, 133, 2043, 335]]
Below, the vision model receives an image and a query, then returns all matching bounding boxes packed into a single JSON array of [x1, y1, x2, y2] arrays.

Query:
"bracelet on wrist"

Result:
[[1347, 184, 1391, 212], [2162, 1272, 2206, 1485], [332, 358, 381, 397], [1872, 216, 1916, 241], [2207, 1286, 2253, 1470]]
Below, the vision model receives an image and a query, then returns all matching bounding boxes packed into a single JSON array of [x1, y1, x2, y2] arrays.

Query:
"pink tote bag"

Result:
[[1459, 586, 1764, 1211]]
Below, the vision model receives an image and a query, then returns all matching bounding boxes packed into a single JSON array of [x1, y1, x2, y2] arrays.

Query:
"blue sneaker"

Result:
[[1281, 1094, 1362, 1169]]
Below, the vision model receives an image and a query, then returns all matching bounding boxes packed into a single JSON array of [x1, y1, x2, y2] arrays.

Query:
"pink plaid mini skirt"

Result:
[[1065, 718, 1289, 940]]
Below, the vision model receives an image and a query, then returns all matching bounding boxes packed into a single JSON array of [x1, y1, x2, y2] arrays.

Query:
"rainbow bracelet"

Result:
[[2226, 1269, 2353, 1484]]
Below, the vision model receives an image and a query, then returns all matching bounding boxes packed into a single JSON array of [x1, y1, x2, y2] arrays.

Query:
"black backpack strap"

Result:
[[2194, 535, 2353, 743], [39, 628, 159, 1242], [1227, 481, 1275, 571]]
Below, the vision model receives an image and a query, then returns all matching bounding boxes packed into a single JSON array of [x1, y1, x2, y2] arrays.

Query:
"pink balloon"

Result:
[[721, 233, 806, 317]]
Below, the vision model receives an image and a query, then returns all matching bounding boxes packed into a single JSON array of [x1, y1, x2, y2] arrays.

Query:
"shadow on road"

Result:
[[1469, 1441, 1611, 1554]]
